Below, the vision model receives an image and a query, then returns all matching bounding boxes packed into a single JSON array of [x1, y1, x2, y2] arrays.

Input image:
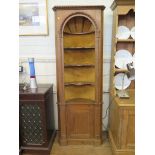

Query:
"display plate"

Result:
[[114, 73, 131, 90], [116, 26, 130, 39], [115, 50, 133, 69]]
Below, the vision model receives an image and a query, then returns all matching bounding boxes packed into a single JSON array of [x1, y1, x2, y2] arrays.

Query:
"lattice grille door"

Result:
[[20, 103, 45, 145]]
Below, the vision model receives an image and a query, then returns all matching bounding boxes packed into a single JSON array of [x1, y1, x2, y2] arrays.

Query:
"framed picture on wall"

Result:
[[19, 0, 48, 36]]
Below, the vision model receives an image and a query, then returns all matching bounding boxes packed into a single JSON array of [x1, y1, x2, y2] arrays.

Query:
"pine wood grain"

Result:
[[22, 132, 113, 155], [53, 5, 104, 145]]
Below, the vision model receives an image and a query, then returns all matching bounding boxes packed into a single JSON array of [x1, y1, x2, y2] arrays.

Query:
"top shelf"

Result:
[[64, 31, 95, 35], [116, 39, 135, 43], [64, 82, 95, 86], [114, 68, 129, 73]]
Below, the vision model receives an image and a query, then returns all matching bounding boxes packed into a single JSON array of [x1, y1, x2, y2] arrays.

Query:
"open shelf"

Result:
[[116, 39, 135, 43], [64, 82, 95, 86], [64, 47, 95, 50], [64, 33, 95, 48], [65, 98, 95, 104], [64, 64, 95, 67], [64, 31, 95, 35], [114, 68, 129, 73], [118, 9, 135, 29], [64, 48, 95, 65], [64, 67, 95, 83], [116, 42, 135, 54], [65, 85, 95, 101]]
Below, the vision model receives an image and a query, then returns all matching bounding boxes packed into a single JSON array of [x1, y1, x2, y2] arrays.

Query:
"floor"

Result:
[[23, 132, 113, 155]]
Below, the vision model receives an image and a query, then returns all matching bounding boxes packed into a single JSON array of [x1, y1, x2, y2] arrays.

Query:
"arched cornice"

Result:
[[58, 12, 99, 38]]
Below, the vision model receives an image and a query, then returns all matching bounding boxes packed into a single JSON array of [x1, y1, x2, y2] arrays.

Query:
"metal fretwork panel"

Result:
[[20, 103, 45, 145]]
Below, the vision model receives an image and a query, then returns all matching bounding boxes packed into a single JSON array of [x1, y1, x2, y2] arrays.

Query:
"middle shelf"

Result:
[[64, 85, 95, 101], [63, 32, 95, 48], [64, 48, 95, 65], [64, 67, 95, 83], [64, 64, 95, 67], [64, 82, 95, 86], [65, 98, 96, 104], [114, 68, 129, 74], [116, 39, 135, 43]]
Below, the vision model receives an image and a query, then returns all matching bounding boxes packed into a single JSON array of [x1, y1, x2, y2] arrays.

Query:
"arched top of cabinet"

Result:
[[53, 5, 105, 11]]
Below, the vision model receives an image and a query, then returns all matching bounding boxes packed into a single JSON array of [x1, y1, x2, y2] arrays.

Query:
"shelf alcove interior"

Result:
[[118, 9, 135, 30], [63, 16, 96, 103]]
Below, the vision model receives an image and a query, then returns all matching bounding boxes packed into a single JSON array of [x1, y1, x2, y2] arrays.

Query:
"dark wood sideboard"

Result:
[[19, 84, 56, 155]]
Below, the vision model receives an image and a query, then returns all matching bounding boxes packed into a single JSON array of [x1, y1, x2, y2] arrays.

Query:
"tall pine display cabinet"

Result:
[[109, 0, 135, 155], [53, 5, 105, 145]]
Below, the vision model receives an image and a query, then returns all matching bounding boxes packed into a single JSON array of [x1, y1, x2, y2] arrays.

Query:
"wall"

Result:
[[19, 0, 114, 130]]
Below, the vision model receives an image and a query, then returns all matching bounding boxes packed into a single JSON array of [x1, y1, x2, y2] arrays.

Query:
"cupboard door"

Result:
[[20, 101, 46, 146], [66, 104, 94, 139]]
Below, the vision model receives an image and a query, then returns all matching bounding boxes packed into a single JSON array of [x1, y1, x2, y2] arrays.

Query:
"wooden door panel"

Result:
[[126, 112, 135, 149], [66, 105, 94, 139]]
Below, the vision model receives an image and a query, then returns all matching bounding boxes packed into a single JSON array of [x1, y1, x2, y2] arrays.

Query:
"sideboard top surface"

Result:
[[111, 89, 135, 107], [19, 84, 53, 95]]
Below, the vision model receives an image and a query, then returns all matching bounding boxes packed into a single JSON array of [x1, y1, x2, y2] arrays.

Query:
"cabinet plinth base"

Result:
[[109, 131, 134, 155], [59, 138, 68, 146], [59, 137, 102, 146]]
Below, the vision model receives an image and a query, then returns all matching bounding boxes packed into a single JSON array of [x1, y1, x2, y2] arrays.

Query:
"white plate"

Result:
[[133, 53, 135, 68], [116, 26, 130, 39], [114, 73, 131, 90], [131, 27, 135, 39], [115, 50, 133, 69]]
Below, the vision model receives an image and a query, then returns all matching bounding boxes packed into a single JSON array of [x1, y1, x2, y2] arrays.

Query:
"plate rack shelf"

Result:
[[110, 1, 135, 95]]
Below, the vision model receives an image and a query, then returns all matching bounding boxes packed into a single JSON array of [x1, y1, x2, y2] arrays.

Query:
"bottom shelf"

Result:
[[65, 98, 95, 104], [65, 85, 95, 101]]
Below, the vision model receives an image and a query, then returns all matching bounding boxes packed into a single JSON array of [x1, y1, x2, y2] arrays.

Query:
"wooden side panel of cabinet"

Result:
[[109, 100, 120, 148], [120, 109, 135, 149], [109, 96, 135, 155], [124, 110, 135, 149]]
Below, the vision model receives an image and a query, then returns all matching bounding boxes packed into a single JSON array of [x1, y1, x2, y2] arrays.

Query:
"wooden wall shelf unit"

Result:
[[109, 0, 135, 155], [53, 5, 105, 145], [19, 84, 56, 155]]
